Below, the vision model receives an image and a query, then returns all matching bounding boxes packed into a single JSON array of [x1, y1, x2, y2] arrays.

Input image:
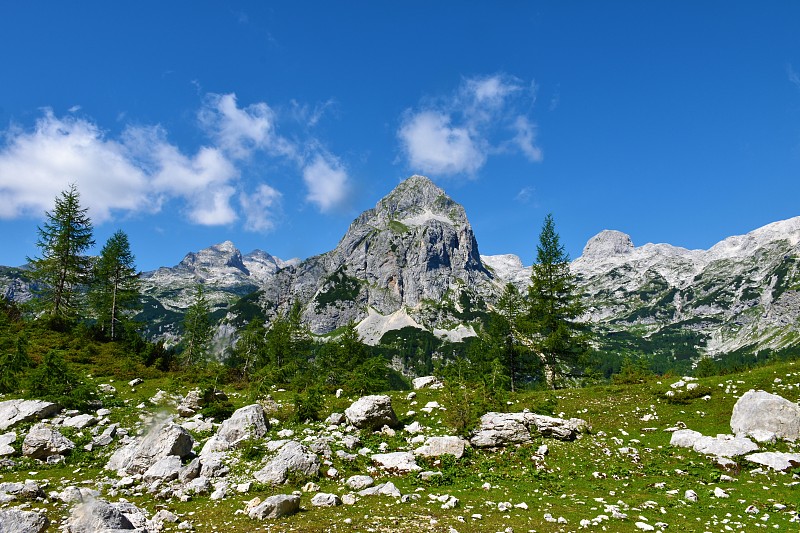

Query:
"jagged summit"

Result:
[[581, 230, 634, 258]]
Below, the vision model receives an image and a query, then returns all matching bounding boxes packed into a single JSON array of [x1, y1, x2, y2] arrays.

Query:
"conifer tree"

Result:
[[525, 213, 587, 388], [183, 285, 212, 366], [89, 230, 140, 340], [28, 184, 94, 325]]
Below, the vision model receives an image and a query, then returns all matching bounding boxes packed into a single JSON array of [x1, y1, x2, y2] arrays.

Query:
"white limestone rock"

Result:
[[344, 395, 399, 430], [22, 423, 75, 460], [731, 390, 800, 442]]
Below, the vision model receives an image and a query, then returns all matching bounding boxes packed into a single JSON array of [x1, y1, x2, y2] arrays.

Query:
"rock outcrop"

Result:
[[470, 411, 589, 448], [22, 423, 75, 460], [0, 400, 60, 431], [730, 390, 800, 442], [344, 395, 399, 430]]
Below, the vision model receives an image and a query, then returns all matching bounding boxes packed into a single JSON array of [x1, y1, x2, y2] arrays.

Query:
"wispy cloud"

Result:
[[397, 73, 542, 178], [0, 92, 352, 230], [789, 64, 800, 90], [240, 184, 281, 232]]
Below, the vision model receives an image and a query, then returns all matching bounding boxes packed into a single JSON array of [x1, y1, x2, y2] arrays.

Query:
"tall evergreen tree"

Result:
[[28, 184, 94, 325], [182, 285, 212, 366], [525, 213, 587, 389], [89, 230, 140, 340]]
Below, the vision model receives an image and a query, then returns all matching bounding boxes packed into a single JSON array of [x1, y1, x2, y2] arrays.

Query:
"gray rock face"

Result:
[[412, 376, 443, 390], [253, 441, 320, 485], [414, 436, 466, 459], [254, 175, 493, 340], [142, 455, 183, 483], [201, 404, 269, 455], [22, 423, 75, 460], [0, 480, 44, 500], [310, 492, 342, 507], [671, 428, 759, 457], [0, 432, 16, 456], [248, 494, 301, 519], [63, 414, 98, 429], [470, 412, 589, 448], [731, 390, 800, 442], [344, 395, 399, 430], [105, 420, 194, 475], [0, 508, 49, 533], [64, 499, 135, 532], [744, 451, 800, 472], [371, 451, 420, 473], [345, 475, 374, 490], [0, 400, 60, 431]]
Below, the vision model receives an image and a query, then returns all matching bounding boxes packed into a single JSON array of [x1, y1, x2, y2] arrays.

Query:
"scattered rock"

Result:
[[744, 451, 800, 472], [345, 475, 374, 490], [0, 432, 16, 456], [62, 414, 97, 429], [248, 494, 301, 519], [0, 400, 60, 431], [142, 455, 183, 482], [311, 492, 342, 507], [0, 508, 49, 533], [412, 376, 443, 389], [106, 420, 194, 475], [470, 411, 589, 448], [344, 395, 399, 430], [64, 498, 135, 532], [22, 423, 75, 460], [371, 451, 421, 473], [731, 390, 800, 442], [414, 435, 466, 459], [201, 404, 269, 455], [253, 440, 320, 484]]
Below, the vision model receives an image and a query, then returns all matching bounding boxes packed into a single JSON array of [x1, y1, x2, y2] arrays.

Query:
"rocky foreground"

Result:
[[0, 368, 799, 532]]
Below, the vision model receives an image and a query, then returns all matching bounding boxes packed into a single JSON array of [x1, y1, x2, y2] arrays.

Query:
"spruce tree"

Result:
[[526, 213, 586, 389], [182, 285, 212, 366], [28, 184, 95, 325], [89, 230, 140, 340]]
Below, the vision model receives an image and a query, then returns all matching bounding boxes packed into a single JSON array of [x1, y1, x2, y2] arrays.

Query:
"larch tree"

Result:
[[182, 285, 212, 366], [89, 230, 140, 340], [28, 184, 95, 325], [525, 213, 587, 389]]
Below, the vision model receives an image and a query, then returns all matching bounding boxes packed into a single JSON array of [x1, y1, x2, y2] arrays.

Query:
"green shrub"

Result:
[[25, 349, 97, 409]]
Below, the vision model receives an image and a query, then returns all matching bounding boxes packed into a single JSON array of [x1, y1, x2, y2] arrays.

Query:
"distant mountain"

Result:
[[2, 175, 798, 363], [487, 217, 800, 357]]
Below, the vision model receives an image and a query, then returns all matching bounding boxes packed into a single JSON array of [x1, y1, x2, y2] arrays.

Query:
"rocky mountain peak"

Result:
[[581, 230, 635, 258]]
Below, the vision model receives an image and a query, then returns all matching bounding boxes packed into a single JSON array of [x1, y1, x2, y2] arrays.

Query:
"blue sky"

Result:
[[1, 2, 799, 271]]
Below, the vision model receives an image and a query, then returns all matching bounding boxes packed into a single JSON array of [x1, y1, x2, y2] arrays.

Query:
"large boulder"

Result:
[[693, 434, 759, 457], [0, 432, 16, 456], [0, 400, 60, 431], [344, 395, 399, 430], [412, 376, 443, 390], [105, 420, 194, 475], [0, 508, 49, 533], [64, 499, 135, 532], [413, 436, 467, 459], [22, 423, 75, 460], [248, 494, 301, 519], [253, 441, 320, 485], [731, 390, 800, 442], [142, 455, 183, 483], [201, 404, 269, 455], [744, 451, 800, 472], [470, 411, 589, 448], [371, 451, 421, 473]]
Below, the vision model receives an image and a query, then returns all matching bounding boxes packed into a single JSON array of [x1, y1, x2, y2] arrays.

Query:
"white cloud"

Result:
[[199, 93, 290, 160], [515, 186, 535, 204], [397, 73, 542, 178], [0, 92, 350, 229], [0, 110, 239, 225], [789, 64, 800, 90], [240, 183, 281, 232], [512, 116, 543, 162], [302, 154, 350, 212], [398, 111, 486, 176]]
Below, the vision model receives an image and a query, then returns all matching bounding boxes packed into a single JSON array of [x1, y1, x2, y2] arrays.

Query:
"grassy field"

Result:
[[1, 359, 798, 532]]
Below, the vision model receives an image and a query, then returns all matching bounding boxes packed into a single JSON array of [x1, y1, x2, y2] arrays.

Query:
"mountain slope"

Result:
[[253, 175, 494, 342], [488, 217, 800, 357]]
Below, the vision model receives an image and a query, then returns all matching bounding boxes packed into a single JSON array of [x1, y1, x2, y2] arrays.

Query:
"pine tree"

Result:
[[182, 285, 212, 366], [525, 213, 587, 389], [28, 184, 95, 325], [89, 230, 140, 340]]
